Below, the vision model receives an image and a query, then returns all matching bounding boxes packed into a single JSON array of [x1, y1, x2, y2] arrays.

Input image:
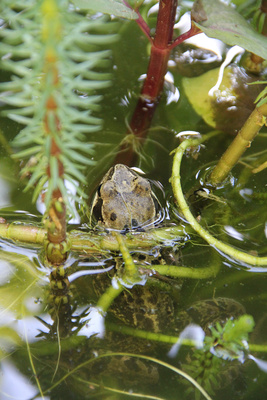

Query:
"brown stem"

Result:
[[48, 266, 73, 337], [170, 23, 202, 49], [115, 0, 177, 166], [47, 192, 67, 244], [208, 103, 267, 187], [141, 46, 170, 101], [154, 0, 177, 47], [44, 95, 68, 265], [115, 2, 202, 167]]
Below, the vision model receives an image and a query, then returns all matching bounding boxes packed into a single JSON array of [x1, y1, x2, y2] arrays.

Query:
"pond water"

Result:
[[0, 7, 267, 400]]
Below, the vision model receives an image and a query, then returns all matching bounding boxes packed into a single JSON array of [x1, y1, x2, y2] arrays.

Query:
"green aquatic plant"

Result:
[[0, 0, 266, 262], [171, 134, 267, 266], [180, 314, 255, 399], [0, 1, 267, 399], [0, 0, 115, 211], [206, 314, 255, 361], [0, 0, 117, 263]]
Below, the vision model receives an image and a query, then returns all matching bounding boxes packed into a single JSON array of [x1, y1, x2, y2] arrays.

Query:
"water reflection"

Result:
[[1, 361, 41, 400]]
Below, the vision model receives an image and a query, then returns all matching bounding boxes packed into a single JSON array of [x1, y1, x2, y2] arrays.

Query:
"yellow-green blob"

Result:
[[183, 66, 234, 128], [183, 64, 262, 133]]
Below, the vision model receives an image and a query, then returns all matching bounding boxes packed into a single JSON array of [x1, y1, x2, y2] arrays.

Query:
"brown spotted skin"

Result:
[[91, 164, 159, 230]]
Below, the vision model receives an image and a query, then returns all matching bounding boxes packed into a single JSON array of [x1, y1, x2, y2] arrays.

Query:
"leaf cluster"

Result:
[[182, 314, 255, 398], [182, 350, 223, 399], [236, 0, 265, 32], [205, 314, 255, 362]]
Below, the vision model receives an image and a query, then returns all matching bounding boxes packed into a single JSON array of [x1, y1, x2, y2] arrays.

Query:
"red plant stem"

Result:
[[154, 0, 177, 47], [115, 0, 177, 165], [115, 1, 201, 166], [44, 95, 67, 264], [170, 23, 202, 49], [137, 0, 178, 104], [123, 0, 152, 41]]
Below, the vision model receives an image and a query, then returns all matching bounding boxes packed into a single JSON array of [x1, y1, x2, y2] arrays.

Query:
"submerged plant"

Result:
[[0, 1, 267, 399]]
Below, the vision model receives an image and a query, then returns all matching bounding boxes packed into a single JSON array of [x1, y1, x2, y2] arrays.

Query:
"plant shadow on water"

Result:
[[1, 1, 267, 400]]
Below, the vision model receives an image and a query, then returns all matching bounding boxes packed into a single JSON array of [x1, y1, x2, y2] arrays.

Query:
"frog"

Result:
[[91, 164, 161, 231]]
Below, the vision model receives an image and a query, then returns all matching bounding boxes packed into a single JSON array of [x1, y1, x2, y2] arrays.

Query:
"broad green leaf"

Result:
[[183, 67, 232, 128], [183, 65, 262, 132], [192, 0, 267, 60], [72, 0, 138, 20]]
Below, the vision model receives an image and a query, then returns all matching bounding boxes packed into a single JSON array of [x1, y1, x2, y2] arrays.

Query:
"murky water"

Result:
[[0, 9, 267, 400]]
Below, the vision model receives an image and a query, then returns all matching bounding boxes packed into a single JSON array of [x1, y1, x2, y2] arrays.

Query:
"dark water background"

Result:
[[0, 12, 267, 400]]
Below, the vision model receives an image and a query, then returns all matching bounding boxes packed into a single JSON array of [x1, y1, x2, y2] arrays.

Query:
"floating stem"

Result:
[[149, 260, 220, 279], [0, 221, 186, 252], [172, 137, 267, 266]]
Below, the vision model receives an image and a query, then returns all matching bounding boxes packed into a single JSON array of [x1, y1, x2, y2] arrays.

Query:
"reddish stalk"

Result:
[[170, 24, 202, 49], [115, 1, 201, 166], [44, 94, 68, 265]]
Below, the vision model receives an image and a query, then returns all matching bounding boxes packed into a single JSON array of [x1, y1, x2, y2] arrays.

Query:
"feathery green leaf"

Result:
[[0, 0, 117, 216]]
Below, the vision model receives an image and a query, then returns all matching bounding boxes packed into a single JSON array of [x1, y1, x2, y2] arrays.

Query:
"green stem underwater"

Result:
[[209, 103, 267, 186], [172, 136, 267, 266], [97, 284, 123, 313], [150, 261, 220, 279]]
